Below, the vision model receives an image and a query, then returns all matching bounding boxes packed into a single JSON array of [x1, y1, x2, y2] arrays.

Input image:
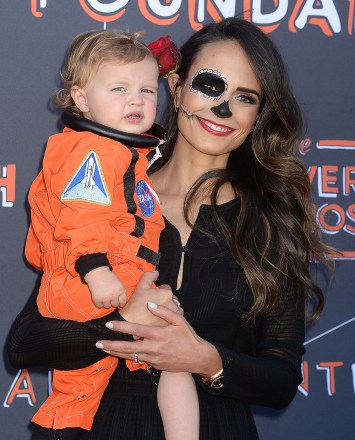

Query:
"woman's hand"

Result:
[[119, 271, 181, 327], [97, 303, 222, 376]]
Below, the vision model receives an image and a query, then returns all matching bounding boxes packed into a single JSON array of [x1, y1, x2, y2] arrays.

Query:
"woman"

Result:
[[8, 18, 331, 439]]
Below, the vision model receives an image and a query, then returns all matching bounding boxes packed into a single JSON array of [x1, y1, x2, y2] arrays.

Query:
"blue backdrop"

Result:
[[1, 1, 354, 439]]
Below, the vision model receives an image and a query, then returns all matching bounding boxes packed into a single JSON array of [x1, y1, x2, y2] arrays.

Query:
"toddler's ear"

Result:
[[71, 86, 89, 113]]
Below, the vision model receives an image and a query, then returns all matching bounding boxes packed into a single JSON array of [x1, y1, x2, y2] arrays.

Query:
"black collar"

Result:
[[61, 111, 166, 148]]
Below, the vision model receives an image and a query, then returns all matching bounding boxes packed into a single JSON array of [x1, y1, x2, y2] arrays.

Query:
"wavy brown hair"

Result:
[[151, 18, 333, 322]]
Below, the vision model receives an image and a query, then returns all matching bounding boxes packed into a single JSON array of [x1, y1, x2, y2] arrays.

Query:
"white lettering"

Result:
[[146, 0, 182, 17], [295, 0, 341, 33], [84, 0, 129, 14], [252, 0, 288, 24], [209, 0, 236, 17]]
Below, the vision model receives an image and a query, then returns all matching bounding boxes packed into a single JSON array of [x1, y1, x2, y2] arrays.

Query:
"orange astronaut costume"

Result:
[[25, 124, 164, 429]]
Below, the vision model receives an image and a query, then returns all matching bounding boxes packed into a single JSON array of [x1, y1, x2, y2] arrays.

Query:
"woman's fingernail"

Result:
[[95, 342, 104, 349], [105, 322, 114, 329], [103, 350, 111, 354], [147, 301, 158, 309]]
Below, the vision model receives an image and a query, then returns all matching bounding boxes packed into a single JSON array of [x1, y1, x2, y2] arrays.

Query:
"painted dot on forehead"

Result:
[[189, 69, 228, 101]]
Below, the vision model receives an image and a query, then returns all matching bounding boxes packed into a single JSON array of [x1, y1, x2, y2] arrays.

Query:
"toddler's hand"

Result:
[[85, 266, 126, 308]]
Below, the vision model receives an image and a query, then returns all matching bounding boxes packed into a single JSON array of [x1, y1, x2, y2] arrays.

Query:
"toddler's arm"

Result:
[[85, 266, 126, 308]]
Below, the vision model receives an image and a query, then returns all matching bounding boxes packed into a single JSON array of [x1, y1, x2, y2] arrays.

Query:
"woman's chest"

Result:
[[157, 204, 254, 342]]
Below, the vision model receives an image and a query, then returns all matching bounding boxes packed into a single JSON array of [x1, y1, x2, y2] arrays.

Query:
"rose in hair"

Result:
[[148, 36, 181, 78]]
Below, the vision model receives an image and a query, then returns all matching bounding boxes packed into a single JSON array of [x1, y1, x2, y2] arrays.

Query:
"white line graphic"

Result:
[[304, 317, 355, 345]]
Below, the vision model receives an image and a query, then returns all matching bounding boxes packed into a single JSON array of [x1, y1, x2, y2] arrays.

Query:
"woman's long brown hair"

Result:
[[150, 18, 334, 322]]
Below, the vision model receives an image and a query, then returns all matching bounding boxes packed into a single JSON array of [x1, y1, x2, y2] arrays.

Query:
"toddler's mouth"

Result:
[[125, 112, 143, 120]]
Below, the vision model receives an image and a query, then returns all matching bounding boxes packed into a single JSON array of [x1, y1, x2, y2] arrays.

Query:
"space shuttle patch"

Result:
[[61, 151, 111, 205]]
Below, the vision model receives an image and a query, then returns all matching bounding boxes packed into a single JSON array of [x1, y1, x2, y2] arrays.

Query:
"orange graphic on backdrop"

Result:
[[244, 0, 281, 33], [0, 163, 16, 206], [138, 0, 179, 25], [29, 0, 355, 36], [304, 139, 355, 260], [317, 362, 344, 396], [289, 0, 339, 36], [31, 0, 44, 17], [79, 0, 126, 22], [317, 140, 355, 149], [3, 369, 36, 407], [348, 0, 355, 35]]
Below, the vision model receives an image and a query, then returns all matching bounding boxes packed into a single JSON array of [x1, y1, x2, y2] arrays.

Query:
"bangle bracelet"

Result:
[[201, 368, 224, 389]]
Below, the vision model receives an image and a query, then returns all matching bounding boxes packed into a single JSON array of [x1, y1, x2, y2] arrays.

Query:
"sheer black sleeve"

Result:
[[7, 286, 133, 371], [196, 285, 306, 409]]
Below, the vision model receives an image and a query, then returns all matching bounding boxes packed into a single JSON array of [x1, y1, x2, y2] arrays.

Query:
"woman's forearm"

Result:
[[7, 300, 132, 371], [7, 272, 173, 371]]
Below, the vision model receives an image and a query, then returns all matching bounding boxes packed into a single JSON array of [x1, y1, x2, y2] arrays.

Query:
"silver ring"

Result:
[[134, 353, 139, 363], [172, 297, 181, 311]]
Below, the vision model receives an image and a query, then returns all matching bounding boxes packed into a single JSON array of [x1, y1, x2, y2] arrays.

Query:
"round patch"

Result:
[[136, 180, 155, 217]]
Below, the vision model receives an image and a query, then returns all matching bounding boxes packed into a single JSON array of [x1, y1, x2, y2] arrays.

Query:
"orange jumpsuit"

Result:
[[25, 127, 164, 429]]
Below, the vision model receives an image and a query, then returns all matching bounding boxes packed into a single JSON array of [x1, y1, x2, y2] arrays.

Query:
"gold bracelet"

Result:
[[201, 368, 224, 389]]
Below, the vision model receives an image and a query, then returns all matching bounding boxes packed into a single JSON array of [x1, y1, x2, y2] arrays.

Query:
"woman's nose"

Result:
[[211, 100, 232, 118]]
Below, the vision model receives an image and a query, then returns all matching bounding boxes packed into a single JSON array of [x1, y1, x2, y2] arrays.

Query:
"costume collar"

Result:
[[61, 111, 166, 148]]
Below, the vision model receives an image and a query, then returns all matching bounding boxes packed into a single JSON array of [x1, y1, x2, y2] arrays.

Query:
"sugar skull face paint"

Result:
[[170, 40, 261, 161], [211, 100, 232, 118], [180, 104, 194, 119], [189, 69, 228, 101]]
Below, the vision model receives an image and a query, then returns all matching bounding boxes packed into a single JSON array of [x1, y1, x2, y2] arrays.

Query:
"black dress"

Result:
[[8, 200, 305, 439]]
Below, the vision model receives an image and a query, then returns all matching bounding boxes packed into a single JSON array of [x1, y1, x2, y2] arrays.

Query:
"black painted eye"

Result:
[[203, 83, 218, 92], [190, 71, 227, 99]]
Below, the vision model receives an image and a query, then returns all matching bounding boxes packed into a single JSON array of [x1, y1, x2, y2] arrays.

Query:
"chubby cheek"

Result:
[[148, 95, 158, 111], [145, 99, 157, 124]]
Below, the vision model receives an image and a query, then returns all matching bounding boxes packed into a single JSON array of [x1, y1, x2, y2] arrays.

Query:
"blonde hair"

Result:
[[51, 29, 156, 116]]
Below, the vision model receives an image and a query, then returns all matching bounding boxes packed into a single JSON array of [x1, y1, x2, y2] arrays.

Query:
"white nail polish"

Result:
[[95, 342, 104, 349], [147, 301, 158, 309], [105, 322, 114, 329]]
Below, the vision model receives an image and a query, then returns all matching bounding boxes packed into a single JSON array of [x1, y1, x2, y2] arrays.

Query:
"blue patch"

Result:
[[61, 151, 111, 205], [136, 180, 154, 217]]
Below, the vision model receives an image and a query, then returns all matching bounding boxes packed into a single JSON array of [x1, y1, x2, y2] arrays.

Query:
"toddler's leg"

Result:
[[157, 371, 199, 440]]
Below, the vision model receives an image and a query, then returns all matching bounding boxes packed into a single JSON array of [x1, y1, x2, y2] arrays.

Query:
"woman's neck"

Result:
[[151, 140, 230, 200], [151, 139, 236, 238]]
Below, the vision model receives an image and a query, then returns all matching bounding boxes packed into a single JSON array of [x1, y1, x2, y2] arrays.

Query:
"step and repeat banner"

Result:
[[1, 1, 354, 439]]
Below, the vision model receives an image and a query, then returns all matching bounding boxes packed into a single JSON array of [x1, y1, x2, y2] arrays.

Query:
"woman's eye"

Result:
[[202, 83, 218, 92], [237, 94, 257, 104]]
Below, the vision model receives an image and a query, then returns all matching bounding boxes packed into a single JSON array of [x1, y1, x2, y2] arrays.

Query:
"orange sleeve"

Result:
[[43, 134, 133, 276]]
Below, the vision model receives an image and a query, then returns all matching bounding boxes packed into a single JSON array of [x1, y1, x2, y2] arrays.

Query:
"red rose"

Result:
[[148, 36, 181, 77]]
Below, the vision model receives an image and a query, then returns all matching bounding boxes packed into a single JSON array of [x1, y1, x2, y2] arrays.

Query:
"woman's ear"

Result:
[[168, 73, 182, 108], [71, 86, 89, 113]]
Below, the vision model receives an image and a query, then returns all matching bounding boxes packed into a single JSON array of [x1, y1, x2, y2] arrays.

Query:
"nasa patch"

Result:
[[136, 180, 154, 217], [61, 151, 111, 205]]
